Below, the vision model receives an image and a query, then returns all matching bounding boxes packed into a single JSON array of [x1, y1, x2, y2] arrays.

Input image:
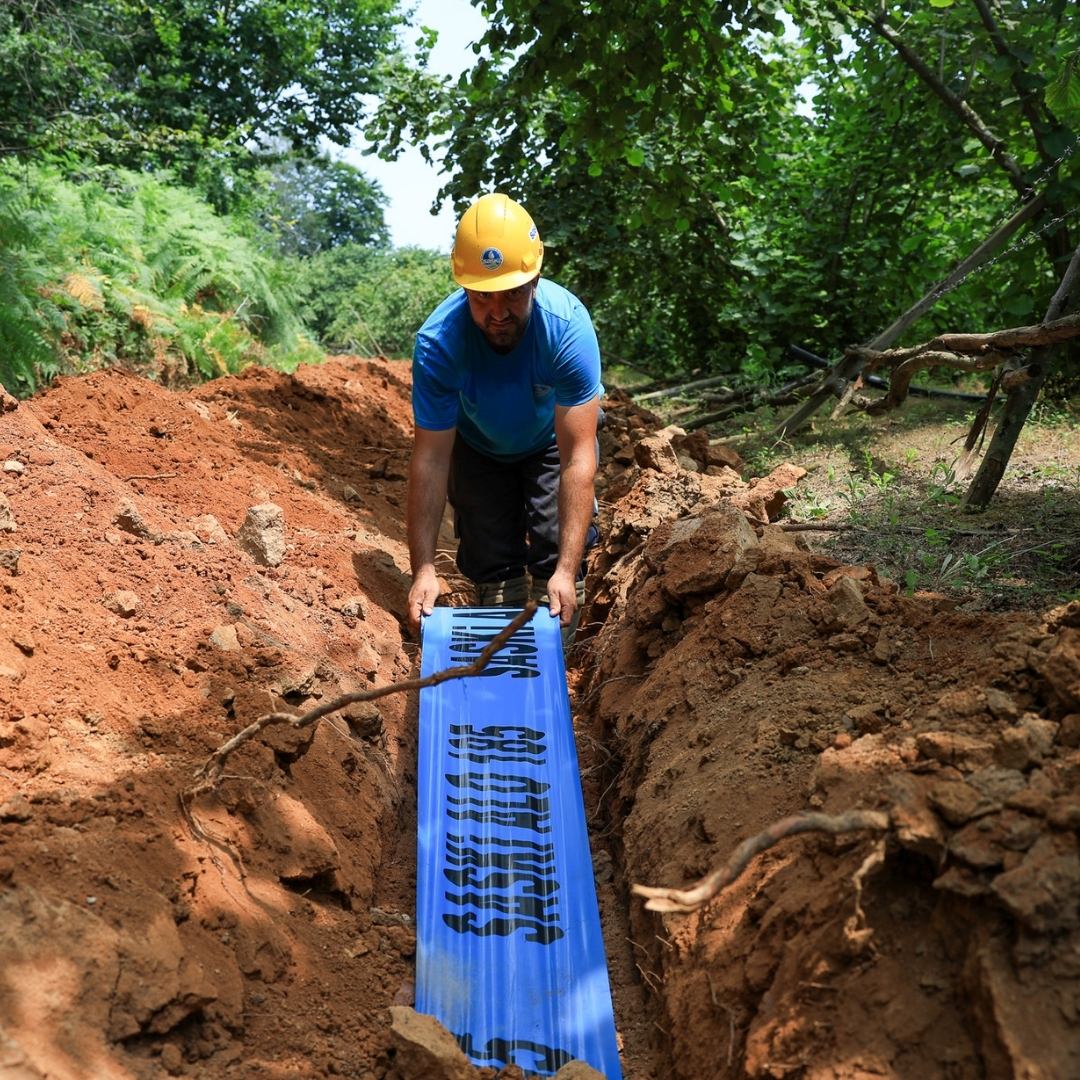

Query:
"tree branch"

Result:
[[185, 602, 539, 801], [632, 809, 891, 913], [840, 312, 1080, 413], [869, 13, 1028, 196]]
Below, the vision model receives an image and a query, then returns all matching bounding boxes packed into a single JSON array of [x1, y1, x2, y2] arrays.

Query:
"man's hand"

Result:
[[408, 565, 440, 635], [545, 567, 578, 627]]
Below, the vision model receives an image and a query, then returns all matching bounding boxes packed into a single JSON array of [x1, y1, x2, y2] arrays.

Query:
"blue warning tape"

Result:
[[417, 607, 622, 1078]]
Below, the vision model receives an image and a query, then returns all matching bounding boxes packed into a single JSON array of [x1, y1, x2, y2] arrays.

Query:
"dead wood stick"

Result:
[[850, 312, 1080, 368], [632, 809, 891, 913], [860, 351, 1008, 414], [962, 367, 1005, 458], [187, 602, 538, 799], [635, 374, 734, 403], [684, 374, 818, 432], [124, 472, 178, 481]]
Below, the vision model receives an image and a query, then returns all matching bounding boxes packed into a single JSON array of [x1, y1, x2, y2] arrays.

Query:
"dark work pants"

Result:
[[447, 435, 599, 584]]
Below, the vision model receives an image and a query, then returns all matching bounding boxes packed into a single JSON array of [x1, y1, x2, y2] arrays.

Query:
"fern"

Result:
[[62, 271, 105, 311], [0, 161, 319, 391], [0, 181, 62, 393]]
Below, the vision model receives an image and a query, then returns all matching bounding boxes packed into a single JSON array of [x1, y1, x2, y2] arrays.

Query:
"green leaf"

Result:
[[1046, 53, 1080, 119], [625, 146, 645, 167]]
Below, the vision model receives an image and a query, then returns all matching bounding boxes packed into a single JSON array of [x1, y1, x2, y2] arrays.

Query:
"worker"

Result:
[[406, 192, 602, 641]]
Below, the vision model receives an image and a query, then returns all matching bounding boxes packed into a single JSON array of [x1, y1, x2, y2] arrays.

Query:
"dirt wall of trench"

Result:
[[0, 361, 424, 1078], [579, 404, 1080, 1079]]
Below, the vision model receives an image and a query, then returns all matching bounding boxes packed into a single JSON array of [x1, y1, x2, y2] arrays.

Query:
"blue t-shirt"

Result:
[[412, 278, 602, 461]]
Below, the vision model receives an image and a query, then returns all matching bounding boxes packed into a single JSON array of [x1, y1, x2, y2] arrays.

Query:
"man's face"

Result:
[[464, 278, 538, 352]]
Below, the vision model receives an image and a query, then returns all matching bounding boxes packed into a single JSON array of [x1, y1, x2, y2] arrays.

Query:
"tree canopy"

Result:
[[0, 0, 405, 391], [0, 0, 405, 178], [372, 0, 1079, 376], [258, 157, 391, 257]]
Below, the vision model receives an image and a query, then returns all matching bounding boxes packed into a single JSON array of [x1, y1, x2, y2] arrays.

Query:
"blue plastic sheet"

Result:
[[417, 607, 622, 1078]]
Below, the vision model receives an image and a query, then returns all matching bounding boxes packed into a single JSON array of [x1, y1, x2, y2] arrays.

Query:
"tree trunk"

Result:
[[964, 238, 1080, 508]]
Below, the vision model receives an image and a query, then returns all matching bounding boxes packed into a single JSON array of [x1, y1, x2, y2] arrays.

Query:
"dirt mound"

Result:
[[0, 360, 422, 1077], [579, 443, 1080, 1079], [1, 361, 1077, 1079]]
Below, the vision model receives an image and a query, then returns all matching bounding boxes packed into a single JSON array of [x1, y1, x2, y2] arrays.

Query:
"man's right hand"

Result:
[[408, 565, 440, 636]]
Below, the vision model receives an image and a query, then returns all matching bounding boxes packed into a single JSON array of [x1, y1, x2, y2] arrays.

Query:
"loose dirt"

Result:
[[0, 362, 1077, 1079]]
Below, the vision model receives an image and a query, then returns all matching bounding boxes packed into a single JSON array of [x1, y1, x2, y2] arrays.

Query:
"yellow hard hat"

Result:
[[451, 193, 544, 290]]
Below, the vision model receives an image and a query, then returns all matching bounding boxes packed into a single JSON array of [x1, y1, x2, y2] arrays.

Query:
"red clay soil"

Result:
[[0, 362, 1077, 1080]]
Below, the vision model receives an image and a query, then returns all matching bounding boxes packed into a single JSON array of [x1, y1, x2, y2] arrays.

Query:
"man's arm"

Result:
[[548, 395, 600, 626], [407, 425, 456, 634]]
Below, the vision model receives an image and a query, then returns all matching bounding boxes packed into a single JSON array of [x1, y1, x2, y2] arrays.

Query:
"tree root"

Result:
[[842, 837, 888, 954], [181, 602, 538, 811], [632, 809, 891, 913]]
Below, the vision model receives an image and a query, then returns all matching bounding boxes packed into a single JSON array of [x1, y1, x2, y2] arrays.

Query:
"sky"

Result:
[[341, 0, 489, 252]]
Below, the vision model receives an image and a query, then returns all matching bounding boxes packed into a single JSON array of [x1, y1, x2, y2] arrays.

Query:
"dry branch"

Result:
[[185, 602, 538, 802], [842, 312, 1080, 415], [855, 352, 1008, 415], [681, 371, 820, 431], [851, 312, 1080, 368], [634, 374, 734, 403], [632, 809, 891, 913]]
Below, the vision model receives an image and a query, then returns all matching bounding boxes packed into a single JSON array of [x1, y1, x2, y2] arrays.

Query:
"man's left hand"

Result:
[[545, 568, 578, 627]]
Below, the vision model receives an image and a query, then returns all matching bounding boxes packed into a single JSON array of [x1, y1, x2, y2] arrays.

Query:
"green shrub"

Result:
[[295, 244, 454, 358], [0, 173, 67, 392]]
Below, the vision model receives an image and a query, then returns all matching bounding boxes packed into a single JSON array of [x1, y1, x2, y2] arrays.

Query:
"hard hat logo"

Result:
[[451, 192, 544, 291]]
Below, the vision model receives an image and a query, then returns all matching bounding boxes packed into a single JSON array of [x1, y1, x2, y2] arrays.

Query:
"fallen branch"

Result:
[[185, 602, 538, 801], [850, 312, 1080, 369], [682, 371, 820, 431], [788, 344, 988, 402], [632, 809, 891, 913], [634, 374, 734, 403], [853, 351, 1008, 415], [124, 472, 178, 481], [845, 313, 1080, 416]]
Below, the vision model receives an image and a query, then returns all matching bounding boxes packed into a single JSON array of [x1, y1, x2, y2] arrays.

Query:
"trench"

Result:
[[3, 361, 1077, 1080]]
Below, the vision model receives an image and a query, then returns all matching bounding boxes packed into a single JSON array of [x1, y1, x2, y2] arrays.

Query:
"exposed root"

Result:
[[632, 809, 891, 913], [180, 603, 538, 821], [842, 836, 888, 954]]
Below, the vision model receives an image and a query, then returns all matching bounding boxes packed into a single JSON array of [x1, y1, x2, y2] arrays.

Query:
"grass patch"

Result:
[[649, 388, 1080, 612]]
